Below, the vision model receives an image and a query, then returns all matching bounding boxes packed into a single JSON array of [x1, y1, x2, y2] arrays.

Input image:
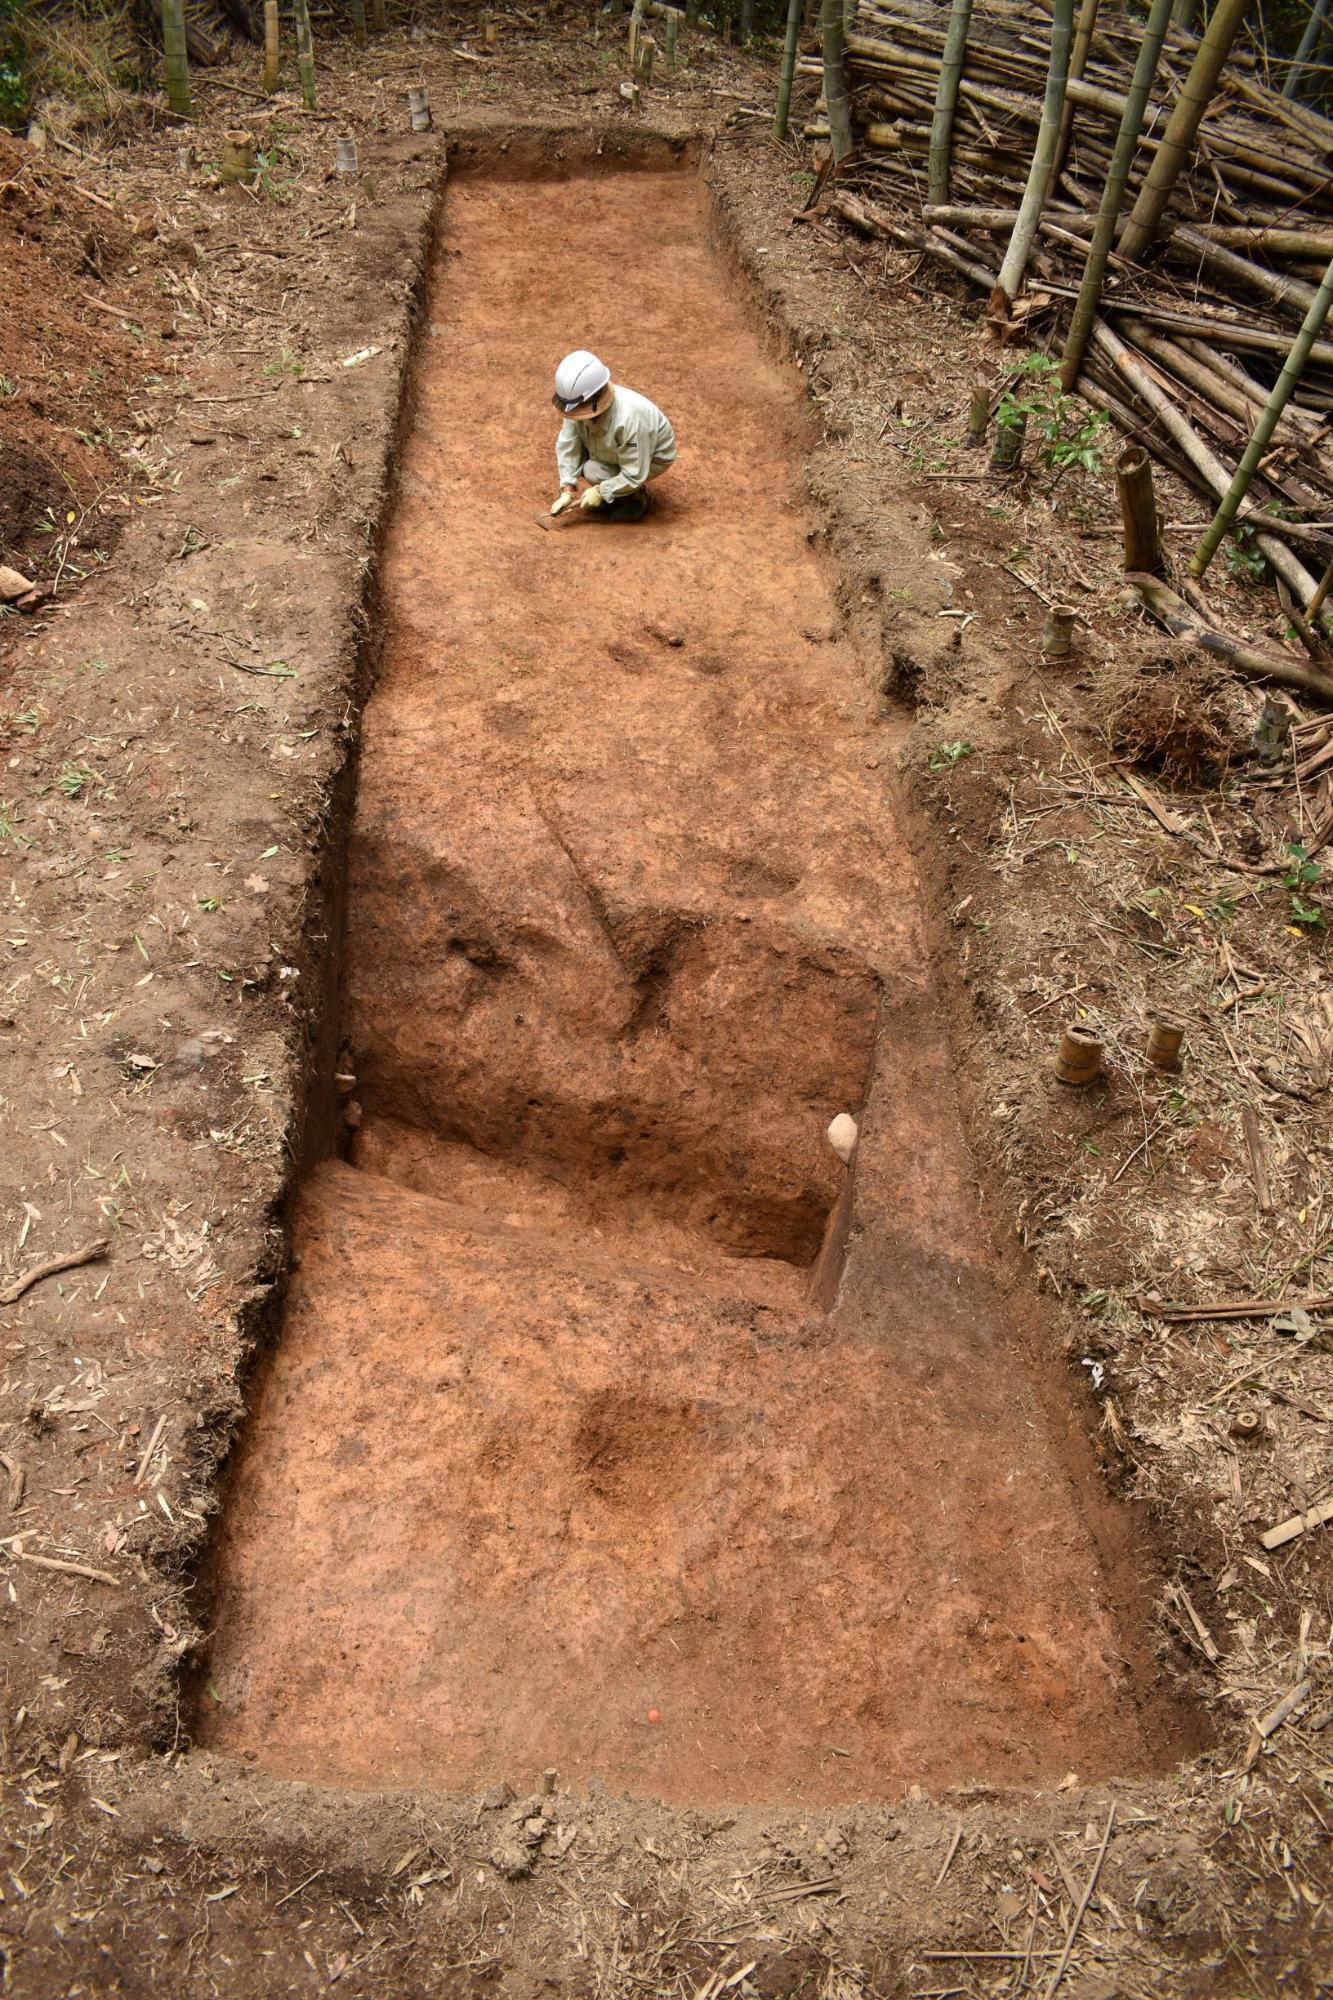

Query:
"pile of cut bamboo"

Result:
[[803, 0, 1333, 617]]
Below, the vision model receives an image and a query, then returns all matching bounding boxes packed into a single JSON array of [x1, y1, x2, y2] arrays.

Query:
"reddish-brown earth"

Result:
[[198, 167, 1186, 1803]]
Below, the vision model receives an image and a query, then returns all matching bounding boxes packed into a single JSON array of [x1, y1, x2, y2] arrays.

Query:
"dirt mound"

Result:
[[0, 132, 161, 575], [1099, 649, 1245, 785]]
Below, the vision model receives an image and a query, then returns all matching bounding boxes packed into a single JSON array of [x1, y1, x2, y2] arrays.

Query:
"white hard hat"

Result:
[[553, 349, 611, 416]]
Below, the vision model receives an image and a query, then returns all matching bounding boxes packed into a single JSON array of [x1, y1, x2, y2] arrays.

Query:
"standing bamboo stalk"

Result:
[[292, 0, 317, 111], [1191, 253, 1333, 579], [822, 0, 854, 163], [665, 7, 679, 67], [991, 0, 1075, 313], [774, 0, 803, 139], [160, 0, 191, 117], [1052, 0, 1099, 181], [369, 0, 386, 29], [1060, 0, 1173, 390], [927, 0, 973, 208], [262, 0, 279, 92], [350, 0, 367, 48], [1118, 0, 1251, 263], [1283, 0, 1331, 99], [740, 0, 755, 45]]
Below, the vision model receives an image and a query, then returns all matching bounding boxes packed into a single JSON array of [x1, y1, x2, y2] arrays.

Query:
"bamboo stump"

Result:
[[990, 413, 1025, 473], [1041, 604, 1077, 656], [1054, 1026, 1103, 1086], [1145, 1015, 1185, 1070], [965, 382, 989, 447], [220, 130, 256, 185], [408, 86, 432, 132], [1116, 444, 1164, 576]]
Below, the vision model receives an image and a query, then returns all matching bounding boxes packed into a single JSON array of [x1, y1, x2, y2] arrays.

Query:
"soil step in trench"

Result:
[[202, 1160, 1148, 1802], [198, 166, 1181, 1802]]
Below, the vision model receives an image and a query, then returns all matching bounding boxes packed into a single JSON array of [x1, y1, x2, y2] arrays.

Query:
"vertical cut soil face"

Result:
[[200, 166, 1182, 1804]]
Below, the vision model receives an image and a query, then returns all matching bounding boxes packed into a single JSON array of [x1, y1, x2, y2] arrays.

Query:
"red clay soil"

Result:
[[199, 168, 1187, 1805]]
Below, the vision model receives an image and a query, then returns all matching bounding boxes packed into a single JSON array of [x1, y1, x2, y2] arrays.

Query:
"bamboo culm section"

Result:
[[1061, 0, 1174, 391], [262, 0, 279, 92], [822, 0, 854, 162], [160, 0, 191, 117], [1117, 0, 1251, 261], [774, 0, 803, 141], [993, 0, 1074, 310], [927, 0, 972, 206], [1192, 253, 1333, 580], [292, 0, 316, 111]]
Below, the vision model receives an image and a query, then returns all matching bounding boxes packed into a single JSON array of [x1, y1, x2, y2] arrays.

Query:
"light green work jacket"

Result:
[[556, 384, 677, 501]]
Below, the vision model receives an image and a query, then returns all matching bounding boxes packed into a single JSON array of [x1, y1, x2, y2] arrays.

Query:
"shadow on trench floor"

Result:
[[194, 163, 1194, 1805]]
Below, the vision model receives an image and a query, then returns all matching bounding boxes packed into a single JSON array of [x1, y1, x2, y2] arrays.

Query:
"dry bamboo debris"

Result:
[[807, 3, 1333, 554]]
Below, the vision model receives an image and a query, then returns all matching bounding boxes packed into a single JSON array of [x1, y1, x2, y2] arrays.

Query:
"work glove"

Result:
[[550, 489, 576, 517], [579, 486, 605, 511]]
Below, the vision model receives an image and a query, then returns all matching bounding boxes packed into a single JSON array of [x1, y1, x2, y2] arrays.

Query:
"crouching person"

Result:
[[550, 350, 676, 522]]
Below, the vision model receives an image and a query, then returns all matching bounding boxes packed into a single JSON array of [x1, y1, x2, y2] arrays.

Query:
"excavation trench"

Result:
[[199, 156, 1184, 1805]]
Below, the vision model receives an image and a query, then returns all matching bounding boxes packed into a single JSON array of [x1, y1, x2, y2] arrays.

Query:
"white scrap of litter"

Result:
[[826, 1113, 859, 1164], [1081, 1358, 1105, 1392], [341, 345, 383, 369]]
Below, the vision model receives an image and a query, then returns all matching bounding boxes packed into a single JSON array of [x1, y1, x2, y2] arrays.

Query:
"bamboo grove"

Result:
[[803, 0, 1333, 619]]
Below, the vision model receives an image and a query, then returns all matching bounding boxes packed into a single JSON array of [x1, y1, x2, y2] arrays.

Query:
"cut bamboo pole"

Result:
[[665, 6, 679, 68], [1060, 0, 1173, 390], [1308, 555, 1333, 626], [822, 0, 854, 163], [775, 0, 803, 141], [1118, 0, 1252, 262], [1172, 224, 1321, 321], [292, 0, 316, 112], [927, 0, 973, 208], [1116, 444, 1164, 574], [262, 0, 279, 93], [160, 0, 191, 117], [992, 0, 1075, 315], [1192, 253, 1333, 578]]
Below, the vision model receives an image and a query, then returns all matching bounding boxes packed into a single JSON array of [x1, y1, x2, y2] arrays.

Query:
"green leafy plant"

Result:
[[994, 355, 1109, 475], [1284, 843, 1325, 927], [928, 739, 974, 772], [57, 763, 95, 799], [1225, 529, 1268, 585]]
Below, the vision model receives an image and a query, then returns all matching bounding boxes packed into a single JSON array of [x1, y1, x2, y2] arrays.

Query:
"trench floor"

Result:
[[199, 168, 1173, 1804]]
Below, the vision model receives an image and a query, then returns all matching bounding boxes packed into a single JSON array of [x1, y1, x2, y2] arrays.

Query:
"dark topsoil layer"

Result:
[[0, 20, 1327, 2000]]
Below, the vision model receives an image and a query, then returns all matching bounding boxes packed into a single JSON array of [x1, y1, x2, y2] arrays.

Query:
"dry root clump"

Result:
[[1099, 650, 1242, 786]]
